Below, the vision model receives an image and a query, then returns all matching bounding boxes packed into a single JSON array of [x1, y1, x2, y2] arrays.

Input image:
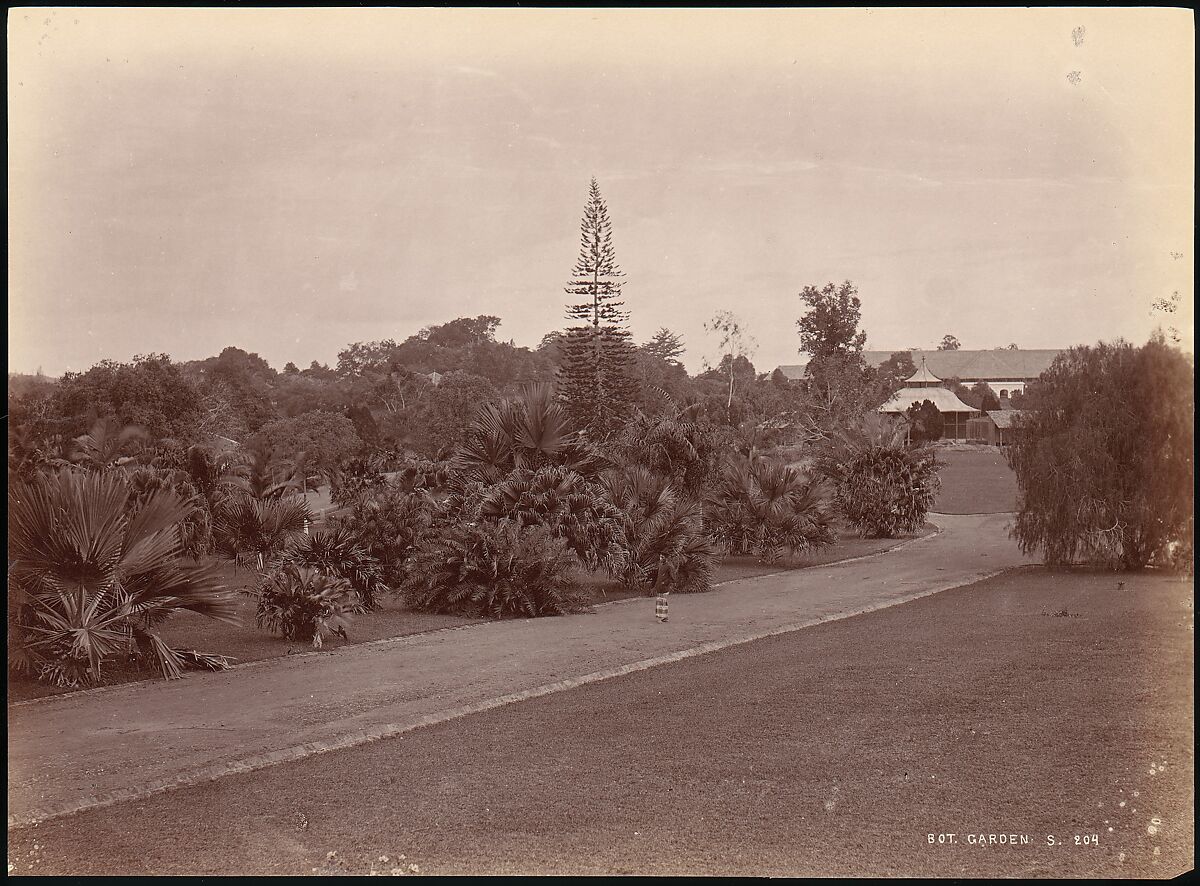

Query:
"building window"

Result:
[[999, 389, 1009, 398]]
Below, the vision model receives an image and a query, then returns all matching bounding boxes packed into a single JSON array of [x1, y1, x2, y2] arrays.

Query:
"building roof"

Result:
[[777, 349, 1063, 382], [879, 386, 977, 414], [206, 434, 241, 451], [986, 409, 1026, 429], [905, 360, 941, 385]]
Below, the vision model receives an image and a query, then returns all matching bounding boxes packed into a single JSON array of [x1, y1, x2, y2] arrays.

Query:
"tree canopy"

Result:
[[251, 412, 364, 481], [52, 354, 206, 442], [968, 381, 1001, 411], [1007, 335, 1194, 570], [641, 328, 686, 366], [874, 351, 916, 399], [796, 281, 866, 359]]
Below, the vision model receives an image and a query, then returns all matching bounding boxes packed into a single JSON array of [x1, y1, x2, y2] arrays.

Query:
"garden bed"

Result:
[[6, 524, 933, 704]]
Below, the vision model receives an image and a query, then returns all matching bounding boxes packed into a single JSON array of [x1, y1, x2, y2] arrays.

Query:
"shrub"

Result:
[[818, 414, 941, 538], [384, 456, 453, 494], [602, 467, 718, 593], [8, 422, 70, 482], [331, 449, 449, 508], [404, 371, 500, 458], [330, 452, 453, 509], [707, 457, 835, 561], [477, 465, 626, 571], [904, 399, 944, 443], [285, 526, 388, 610], [8, 471, 239, 686], [1007, 336, 1194, 570], [401, 522, 582, 618], [330, 487, 435, 586], [255, 565, 361, 648], [331, 453, 392, 507]]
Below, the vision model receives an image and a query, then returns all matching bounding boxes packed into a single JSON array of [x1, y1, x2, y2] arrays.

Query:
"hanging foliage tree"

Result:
[[1007, 336, 1194, 570]]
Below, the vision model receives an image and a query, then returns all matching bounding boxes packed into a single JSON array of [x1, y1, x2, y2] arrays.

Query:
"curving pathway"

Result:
[[7, 512, 1033, 829]]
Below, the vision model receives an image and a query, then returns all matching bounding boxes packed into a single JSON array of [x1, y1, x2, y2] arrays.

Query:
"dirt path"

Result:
[[7, 512, 1032, 829]]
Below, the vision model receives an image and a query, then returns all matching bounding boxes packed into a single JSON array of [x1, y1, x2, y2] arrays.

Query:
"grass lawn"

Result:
[[8, 567, 1191, 877], [932, 445, 1019, 514], [6, 524, 932, 704]]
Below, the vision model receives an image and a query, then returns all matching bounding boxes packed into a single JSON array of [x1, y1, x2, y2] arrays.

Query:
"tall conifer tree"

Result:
[[557, 178, 637, 439]]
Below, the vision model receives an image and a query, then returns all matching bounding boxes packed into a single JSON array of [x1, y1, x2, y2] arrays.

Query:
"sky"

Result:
[[8, 8, 1195, 377]]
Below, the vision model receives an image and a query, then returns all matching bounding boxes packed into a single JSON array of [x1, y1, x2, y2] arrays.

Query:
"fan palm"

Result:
[[236, 444, 305, 502], [478, 465, 626, 570], [69, 417, 148, 471], [213, 496, 313, 571], [454, 383, 605, 484], [707, 457, 835, 561], [8, 471, 239, 687], [184, 441, 250, 512], [124, 465, 215, 560], [601, 467, 718, 593]]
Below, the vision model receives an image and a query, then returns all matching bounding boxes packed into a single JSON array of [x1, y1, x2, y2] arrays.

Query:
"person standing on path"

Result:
[[654, 554, 678, 623]]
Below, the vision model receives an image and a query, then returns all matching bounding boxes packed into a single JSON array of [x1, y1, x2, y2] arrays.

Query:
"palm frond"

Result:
[[8, 471, 237, 687]]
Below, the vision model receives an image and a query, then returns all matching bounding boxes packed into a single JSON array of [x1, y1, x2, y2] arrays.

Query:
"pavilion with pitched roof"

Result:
[[877, 358, 979, 440]]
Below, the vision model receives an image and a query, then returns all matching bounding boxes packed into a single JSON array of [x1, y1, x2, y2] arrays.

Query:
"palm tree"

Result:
[[332, 486, 435, 587], [284, 526, 387, 610], [237, 444, 305, 502], [8, 471, 239, 687], [214, 496, 313, 571], [255, 565, 360, 648], [706, 457, 835, 561], [184, 441, 250, 512], [601, 467, 718, 593], [454, 383, 605, 484], [817, 413, 941, 538], [69, 417, 148, 472], [124, 464, 214, 561], [615, 390, 721, 499], [478, 465, 626, 571], [8, 424, 69, 481]]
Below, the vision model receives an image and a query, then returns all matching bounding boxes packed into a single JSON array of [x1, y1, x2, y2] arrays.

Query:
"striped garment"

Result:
[[655, 594, 669, 622]]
